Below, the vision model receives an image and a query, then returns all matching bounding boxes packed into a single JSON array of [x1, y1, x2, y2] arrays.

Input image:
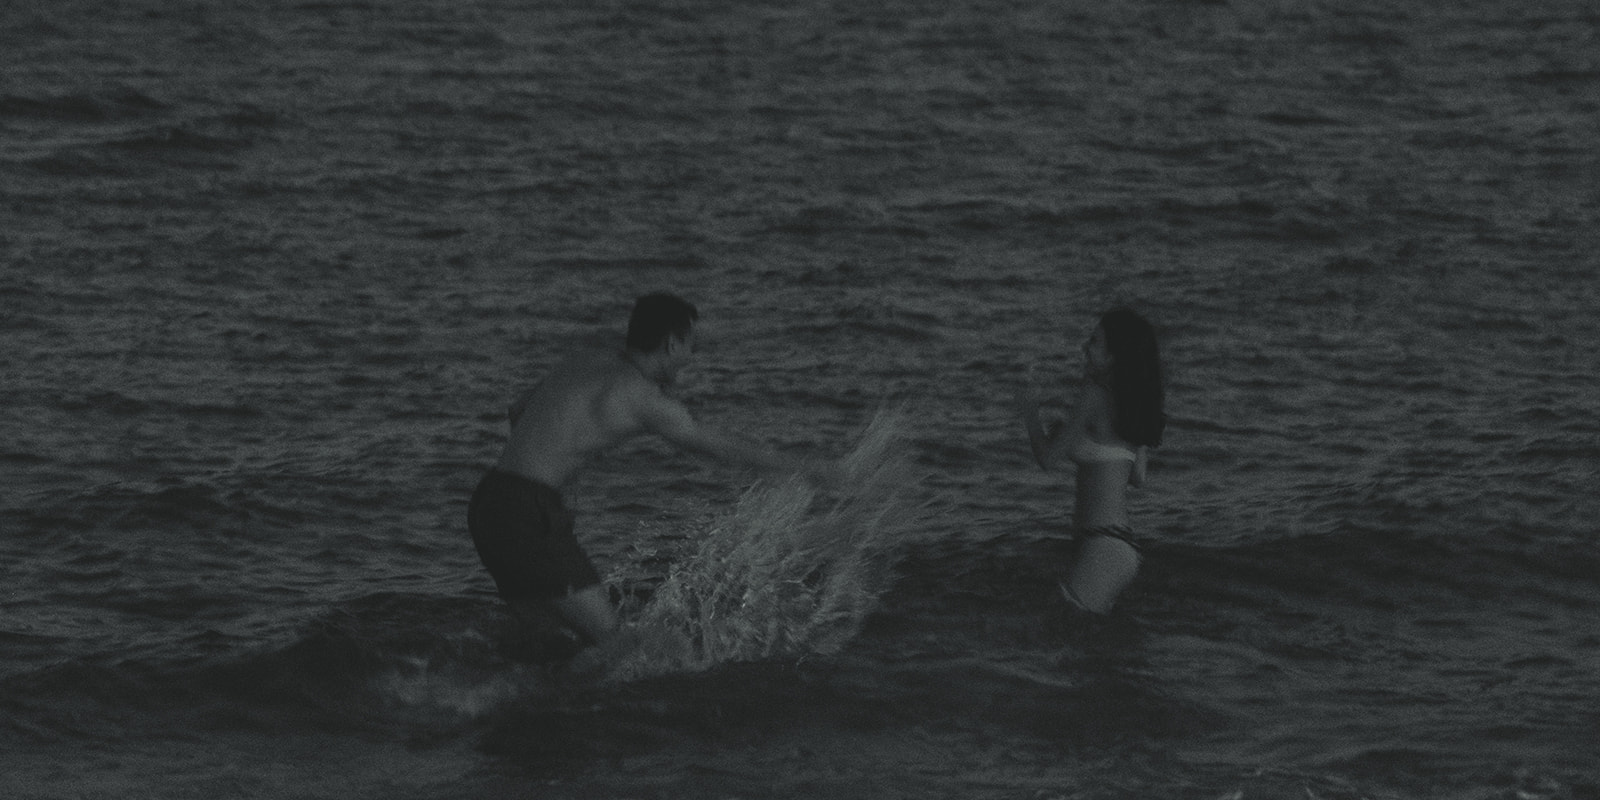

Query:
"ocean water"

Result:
[[3, 0, 1599, 797]]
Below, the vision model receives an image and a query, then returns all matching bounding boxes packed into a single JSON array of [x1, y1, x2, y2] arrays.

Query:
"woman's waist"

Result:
[[1067, 437, 1137, 465]]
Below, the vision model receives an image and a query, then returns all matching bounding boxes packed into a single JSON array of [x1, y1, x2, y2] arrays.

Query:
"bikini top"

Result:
[[1068, 435, 1138, 466]]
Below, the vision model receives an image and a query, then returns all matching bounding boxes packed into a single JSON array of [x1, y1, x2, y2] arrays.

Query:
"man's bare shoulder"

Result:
[[512, 350, 631, 417], [611, 364, 682, 417], [554, 350, 682, 420], [529, 349, 636, 398]]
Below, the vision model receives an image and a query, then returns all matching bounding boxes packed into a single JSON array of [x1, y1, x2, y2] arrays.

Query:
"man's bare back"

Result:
[[496, 350, 668, 487]]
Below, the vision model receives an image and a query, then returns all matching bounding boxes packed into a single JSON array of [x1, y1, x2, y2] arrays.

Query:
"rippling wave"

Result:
[[4, 0, 1598, 797]]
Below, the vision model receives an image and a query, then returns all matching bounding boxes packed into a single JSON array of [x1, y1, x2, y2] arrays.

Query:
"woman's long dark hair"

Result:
[[1100, 308, 1165, 447]]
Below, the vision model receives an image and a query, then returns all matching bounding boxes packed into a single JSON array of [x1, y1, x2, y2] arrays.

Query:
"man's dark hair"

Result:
[[626, 293, 698, 353]]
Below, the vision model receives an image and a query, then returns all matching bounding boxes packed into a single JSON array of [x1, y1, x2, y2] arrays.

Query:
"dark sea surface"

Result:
[[3, 0, 1598, 797]]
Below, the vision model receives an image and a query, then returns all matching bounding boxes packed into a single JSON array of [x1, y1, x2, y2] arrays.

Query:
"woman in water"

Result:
[[1019, 308, 1166, 613]]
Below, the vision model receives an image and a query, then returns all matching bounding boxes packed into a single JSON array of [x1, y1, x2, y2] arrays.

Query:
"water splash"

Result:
[[605, 409, 920, 682], [372, 652, 536, 721]]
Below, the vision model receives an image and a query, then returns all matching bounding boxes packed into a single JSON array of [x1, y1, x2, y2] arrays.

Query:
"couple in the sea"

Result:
[[467, 293, 1166, 663]]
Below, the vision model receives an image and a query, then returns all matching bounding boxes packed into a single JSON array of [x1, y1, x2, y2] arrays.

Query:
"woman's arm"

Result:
[[1019, 396, 1058, 470], [507, 387, 538, 428], [1019, 383, 1087, 471], [1130, 446, 1148, 488]]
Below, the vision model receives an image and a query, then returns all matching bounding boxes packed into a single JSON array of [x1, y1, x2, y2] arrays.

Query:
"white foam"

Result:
[[606, 409, 920, 682]]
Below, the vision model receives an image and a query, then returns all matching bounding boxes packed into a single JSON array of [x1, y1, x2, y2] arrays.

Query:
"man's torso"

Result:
[[495, 351, 662, 486]]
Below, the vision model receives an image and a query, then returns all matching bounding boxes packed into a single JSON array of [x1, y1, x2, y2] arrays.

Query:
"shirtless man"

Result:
[[467, 293, 832, 652]]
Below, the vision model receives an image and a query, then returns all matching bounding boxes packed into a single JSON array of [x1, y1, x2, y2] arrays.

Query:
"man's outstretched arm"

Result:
[[638, 391, 823, 477]]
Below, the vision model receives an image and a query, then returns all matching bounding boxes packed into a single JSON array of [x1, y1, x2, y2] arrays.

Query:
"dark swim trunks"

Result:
[[467, 469, 600, 601]]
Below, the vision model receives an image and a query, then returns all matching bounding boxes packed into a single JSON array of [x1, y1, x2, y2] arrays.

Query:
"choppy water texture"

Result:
[[3, 0, 1599, 798]]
